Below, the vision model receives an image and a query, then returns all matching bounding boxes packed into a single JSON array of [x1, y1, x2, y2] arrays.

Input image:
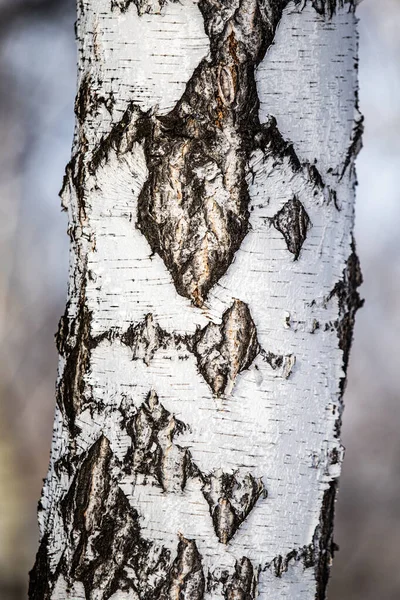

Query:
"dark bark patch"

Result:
[[202, 469, 267, 544], [60, 435, 174, 600], [327, 238, 363, 377], [121, 313, 167, 366], [314, 480, 338, 599], [56, 300, 93, 436], [191, 300, 259, 396], [159, 535, 205, 600], [260, 349, 296, 379], [136, 2, 288, 306], [295, 0, 355, 18], [126, 390, 194, 493], [111, 0, 177, 15], [224, 557, 258, 599], [339, 111, 364, 180], [89, 101, 146, 174], [28, 536, 52, 600], [271, 196, 311, 260]]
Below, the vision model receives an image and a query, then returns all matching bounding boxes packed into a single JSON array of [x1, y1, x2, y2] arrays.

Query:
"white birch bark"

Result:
[[29, 1, 363, 599]]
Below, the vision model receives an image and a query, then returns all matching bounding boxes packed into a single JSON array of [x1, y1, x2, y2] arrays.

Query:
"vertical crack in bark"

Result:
[[271, 196, 311, 260], [191, 300, 260, 396], [126, 390, 193, 493], [202, 469, 267, 544], [135, 0, 289, 306], [339, 111, 364, 180], [224, 557, 258, 599]]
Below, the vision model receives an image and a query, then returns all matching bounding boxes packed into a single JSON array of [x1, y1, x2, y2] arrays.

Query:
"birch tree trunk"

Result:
[[29, 1, 363, 598]]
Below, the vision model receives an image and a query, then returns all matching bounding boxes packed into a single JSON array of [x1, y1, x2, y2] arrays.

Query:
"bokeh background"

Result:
[[0, 0, 399, 598]]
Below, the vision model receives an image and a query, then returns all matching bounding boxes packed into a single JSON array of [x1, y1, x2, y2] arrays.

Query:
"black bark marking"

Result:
[[224, 557, 258, 599], [28, 536, 52, 600], [89, 101, 145, 174], [55, 300, 93, 436], [135, 1, 289, 306], [294, 0, 355, 17], [271, 196, 311, 260], [314, 480, 339, 599], [339, 111, 364, 180], [58, 436, 175, 600], [87, 304, 292, 397], [126, 390, 193, 493], [260, 349, 296, 379], [159, 535, 205, 600], [310, 0, 355, 18], [121, 313, 167, 366], [191, 300, 260, 396], [327, 238, 363, 379], [262, 481, 339, 598], [202, 469, 267, 544], [123, 389, 267, 543], [112, 0, 177, 15]]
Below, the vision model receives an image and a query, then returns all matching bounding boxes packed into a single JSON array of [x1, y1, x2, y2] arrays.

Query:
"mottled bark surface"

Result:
[[30, 0, 361, 598]]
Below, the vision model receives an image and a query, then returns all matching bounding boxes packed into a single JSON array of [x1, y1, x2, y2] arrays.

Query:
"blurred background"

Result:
[[0, 0, 399, 598]]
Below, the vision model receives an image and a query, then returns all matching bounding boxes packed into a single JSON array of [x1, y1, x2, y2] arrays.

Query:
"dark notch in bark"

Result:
[[57, 435, 173, 600], [314, 480, 339, 599], [202, 469, 267, 544], [159, 535, 205, 600], [28, 536, 52, 600], [327, 237, 363, 377], [125, 390, 194, 493], [135, 0, 288, 307], [224, 557, 258, 599], [191, 299, 260, 396], [271, 196, 311, 260], [89, 101, 146, 174], [339, 111, 364, 180]]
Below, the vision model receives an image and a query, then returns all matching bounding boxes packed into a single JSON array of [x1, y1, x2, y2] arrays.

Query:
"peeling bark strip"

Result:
[[30, 0, 361, 598]]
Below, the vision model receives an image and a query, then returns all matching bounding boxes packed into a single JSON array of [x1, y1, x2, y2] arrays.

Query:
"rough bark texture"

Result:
[[30, 1, 361, 598]]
